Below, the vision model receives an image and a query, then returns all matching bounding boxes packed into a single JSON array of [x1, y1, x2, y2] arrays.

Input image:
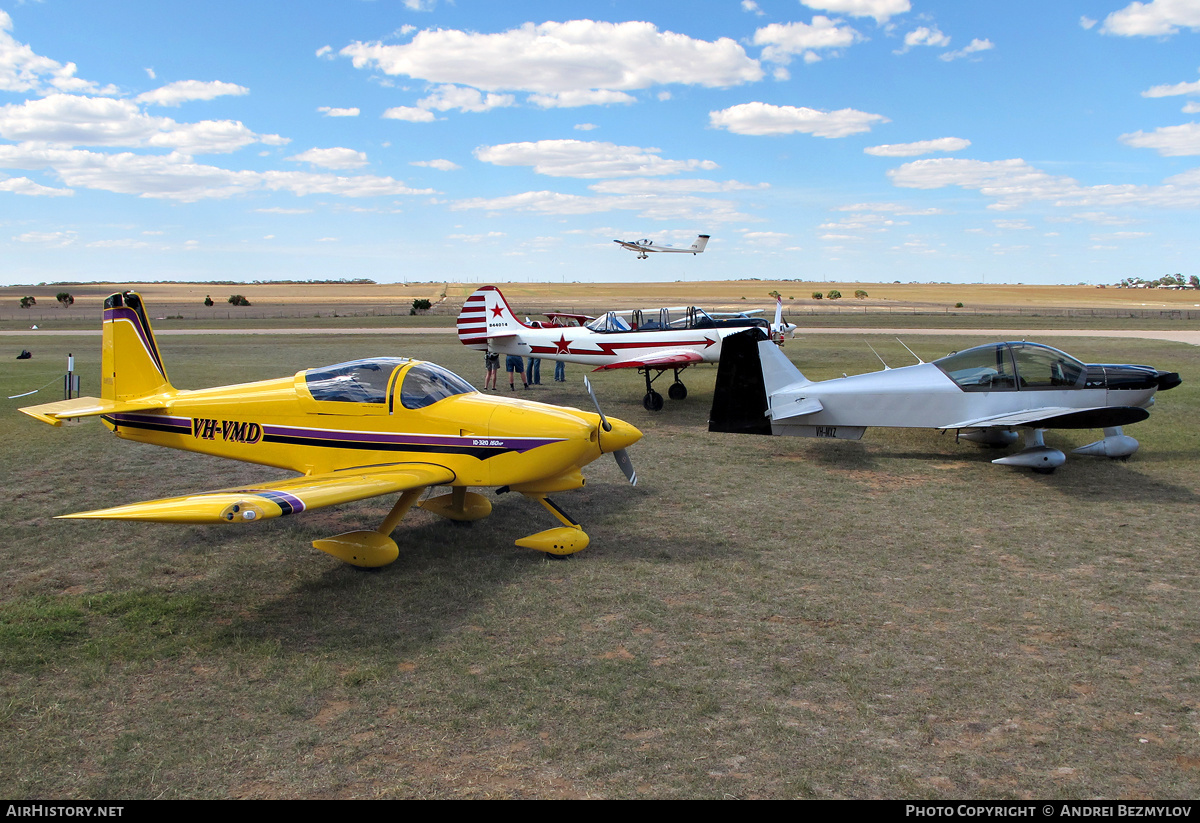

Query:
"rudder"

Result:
[[456, 286, 529, 350], [709, 329, 772, 435], [102, 292, 173, 401]]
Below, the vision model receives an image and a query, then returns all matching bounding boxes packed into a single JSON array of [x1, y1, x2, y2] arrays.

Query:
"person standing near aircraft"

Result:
[[506, 353, 528, 390], [528, 356, 542, 385], [20, 291, 643, 567], [484, 350, 499, 390], [555, 360, 566, 382]]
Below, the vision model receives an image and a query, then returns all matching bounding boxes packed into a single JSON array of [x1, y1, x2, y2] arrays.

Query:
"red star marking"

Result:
[[554, 334, 572, 354], [490, 305, 504, 317]]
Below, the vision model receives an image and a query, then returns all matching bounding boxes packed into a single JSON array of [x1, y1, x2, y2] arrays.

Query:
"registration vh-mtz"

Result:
[[709, 329, 1180, 472]]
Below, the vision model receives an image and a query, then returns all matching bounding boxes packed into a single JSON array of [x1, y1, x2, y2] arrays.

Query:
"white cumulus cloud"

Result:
[[135, 80, 249, 107], [709, 102, 888, 137], [417, 84, 515, 113], [754, 18, 861, 64], [1120, 122, 1200, 156], [1100, 0, 1200, 36], [939, 38, 994, 61], [0, 94, 280, 154], [0, 11, 114, 95], [286, 147, 369, 169], [864, 137, 970, 157], [888, 156, 1200, 210], [411, 158, 461, 171], [1142, 76, 1200, 98], [339, 19, 763, 110], [0, 175, 73, 196], [800, 0, 911, 24], [897, 26, 950, 53], [451, 189, 755, 222], [0, 144, 433, 202], [474, 139, 718, 178], [382, 106, 436, 122]]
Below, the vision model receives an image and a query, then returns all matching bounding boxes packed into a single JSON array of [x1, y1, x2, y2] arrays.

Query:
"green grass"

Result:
[[2, 330, 1199, 798]]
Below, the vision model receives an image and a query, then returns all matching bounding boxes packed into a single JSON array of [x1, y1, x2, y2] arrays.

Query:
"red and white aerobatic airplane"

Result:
[[458, 286, 775, 411]]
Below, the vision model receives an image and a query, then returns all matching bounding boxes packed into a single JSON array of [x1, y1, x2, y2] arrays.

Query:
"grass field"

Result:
[[2, 317, 1199, 798]]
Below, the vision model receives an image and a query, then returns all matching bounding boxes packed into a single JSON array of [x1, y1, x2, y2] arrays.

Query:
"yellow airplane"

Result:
[[20, 292, 642, 568]]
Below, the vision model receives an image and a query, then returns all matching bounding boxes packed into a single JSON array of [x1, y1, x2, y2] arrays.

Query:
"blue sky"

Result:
[[2, 0, 1199, 287]]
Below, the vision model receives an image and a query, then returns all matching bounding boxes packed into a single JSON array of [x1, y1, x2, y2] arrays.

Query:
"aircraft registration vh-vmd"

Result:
[[20, 292, 641, 567]]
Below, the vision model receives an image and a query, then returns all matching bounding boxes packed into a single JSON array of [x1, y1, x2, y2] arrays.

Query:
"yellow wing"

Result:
[[59, 463, 456, 524], [20, 396, 167, 427]]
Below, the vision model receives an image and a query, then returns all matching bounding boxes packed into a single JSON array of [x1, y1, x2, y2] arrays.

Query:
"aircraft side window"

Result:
[[306, 359, 407, 403], [399, 362, 477, 409], [933, 345, 1017, 392], [1011, 344, 1086, 389]]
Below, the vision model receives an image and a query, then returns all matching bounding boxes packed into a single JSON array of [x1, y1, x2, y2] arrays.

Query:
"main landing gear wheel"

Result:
[[668, 381, 687, 400], [643, 390, 664, 411]]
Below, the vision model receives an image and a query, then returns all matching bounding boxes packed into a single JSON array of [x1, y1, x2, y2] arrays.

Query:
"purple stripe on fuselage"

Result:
[[261, 424, 562, 453], [107, 412, 190, 434], [110, 412, 189, 426]]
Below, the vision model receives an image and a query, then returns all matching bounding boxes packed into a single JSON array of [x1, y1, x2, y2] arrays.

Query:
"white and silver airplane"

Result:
[[614, 234, 709, 260], [709, 329, 1181, 472], [457, 286, 773, 410]]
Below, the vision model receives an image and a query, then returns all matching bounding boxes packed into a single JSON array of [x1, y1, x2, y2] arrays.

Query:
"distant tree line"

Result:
[[31, 278, 378, 286], [1117, 274, 1199, 289]]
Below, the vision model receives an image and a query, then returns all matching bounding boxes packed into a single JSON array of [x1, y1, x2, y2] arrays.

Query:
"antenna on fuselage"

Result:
[[866, 342, 890, 370], [896, 338, 925, 365]]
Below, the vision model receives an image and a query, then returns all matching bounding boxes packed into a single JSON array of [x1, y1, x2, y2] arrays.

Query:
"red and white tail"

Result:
[[771, 293, 797, 340], [456, 286, 529, 350]]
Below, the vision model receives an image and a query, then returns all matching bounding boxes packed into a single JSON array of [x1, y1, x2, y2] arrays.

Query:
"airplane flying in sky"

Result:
[[457, 285, 773, 410], [21, 292, 641, 567], [709, 329, 1180, 472], [614, 234, 709, 259]]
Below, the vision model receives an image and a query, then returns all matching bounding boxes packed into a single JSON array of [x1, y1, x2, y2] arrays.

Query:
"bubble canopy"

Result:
[[933, 342, 1086, 392], [303, 358, 476, 408]]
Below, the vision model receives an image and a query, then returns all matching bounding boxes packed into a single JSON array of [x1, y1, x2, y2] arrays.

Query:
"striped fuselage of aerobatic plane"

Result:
[[20, 292, 641, 566], [457, 285, 770, 410]]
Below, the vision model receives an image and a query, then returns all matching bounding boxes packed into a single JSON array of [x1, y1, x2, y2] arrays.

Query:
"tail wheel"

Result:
[[643, 391, 664, 411], [668, 382, 687, 400]]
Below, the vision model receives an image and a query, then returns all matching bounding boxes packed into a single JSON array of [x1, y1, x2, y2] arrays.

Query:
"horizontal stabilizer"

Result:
[[20, 396, 166, 427], [769, 396, 824, 421], [940, 406, 1150, 431], [60, 463, 455, 524]]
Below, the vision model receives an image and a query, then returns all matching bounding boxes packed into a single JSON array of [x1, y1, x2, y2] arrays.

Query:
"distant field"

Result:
[[3, 280, 1200, 329]]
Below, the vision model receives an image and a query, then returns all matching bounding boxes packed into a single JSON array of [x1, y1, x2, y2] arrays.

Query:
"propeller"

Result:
[[583, 376, 638, 486]]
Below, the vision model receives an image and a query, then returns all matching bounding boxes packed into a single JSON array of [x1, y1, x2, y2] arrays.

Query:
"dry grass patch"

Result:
[[1, 331, 1198, 798]]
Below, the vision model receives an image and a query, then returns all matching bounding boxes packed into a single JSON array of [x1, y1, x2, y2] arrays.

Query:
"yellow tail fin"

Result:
[[102, 292, 173, 401]]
